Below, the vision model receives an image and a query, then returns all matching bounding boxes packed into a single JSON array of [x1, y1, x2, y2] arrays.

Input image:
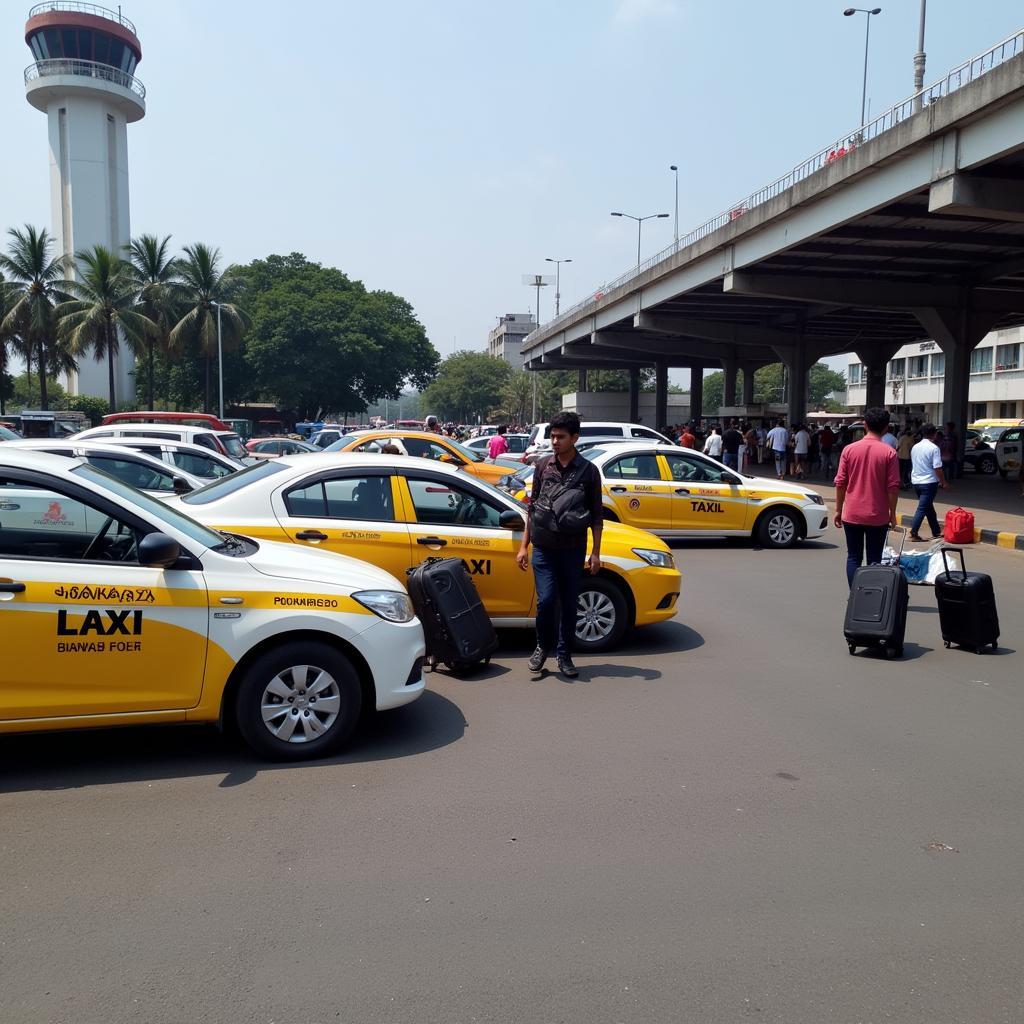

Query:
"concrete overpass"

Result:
[[522, 29, 1024, 442]]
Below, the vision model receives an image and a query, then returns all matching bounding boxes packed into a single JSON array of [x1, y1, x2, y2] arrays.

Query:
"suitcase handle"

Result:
[[941, 547, 968, 580]]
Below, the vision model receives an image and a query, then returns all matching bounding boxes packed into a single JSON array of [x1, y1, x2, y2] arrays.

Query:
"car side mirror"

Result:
[[172, 476, 193, 495], [440, 453, 461, 465], [138, 532, 181, 569], [725, 474, 742, 485], [499, 509, 524, 530]]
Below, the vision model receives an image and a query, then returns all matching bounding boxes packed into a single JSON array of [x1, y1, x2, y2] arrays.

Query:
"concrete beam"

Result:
[[929, 173, 1024, 223], [592, 331, 771, 364], [560, 345, 653, 365], [635, 312, 796, 349]]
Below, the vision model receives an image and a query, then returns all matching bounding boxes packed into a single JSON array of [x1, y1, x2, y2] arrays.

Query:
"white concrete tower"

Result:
[[24, 2, 145, 401]]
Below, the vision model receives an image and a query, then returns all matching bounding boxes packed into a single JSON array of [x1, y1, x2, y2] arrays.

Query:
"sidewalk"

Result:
[[744, 460, 1024, 551]]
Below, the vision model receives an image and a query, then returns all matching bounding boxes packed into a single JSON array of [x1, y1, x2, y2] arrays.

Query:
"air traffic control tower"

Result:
[[24, 2, 145, 400]]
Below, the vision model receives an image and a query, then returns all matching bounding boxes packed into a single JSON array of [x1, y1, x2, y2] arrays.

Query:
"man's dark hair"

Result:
[[945, 421, 956, 430], [921, 423, 937, 437], [497, 424, 507, 435], [864, 407, 891, 433], [550, 411, 581, 436]]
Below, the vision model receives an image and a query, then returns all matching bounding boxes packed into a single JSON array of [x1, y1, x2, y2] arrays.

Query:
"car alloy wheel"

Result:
[[261, 664, 342, 743], [759, 508, 799, 548], [576, 590, 616, 643]]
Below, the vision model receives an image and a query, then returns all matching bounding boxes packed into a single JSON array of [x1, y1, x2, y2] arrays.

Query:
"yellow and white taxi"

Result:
[[168, 454, 682, 652], [0, 449, 425, 760], [578, 443, 829, 547]]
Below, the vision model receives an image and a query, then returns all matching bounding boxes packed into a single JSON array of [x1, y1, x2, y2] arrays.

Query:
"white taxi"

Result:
[[0, 449, 425, 760]]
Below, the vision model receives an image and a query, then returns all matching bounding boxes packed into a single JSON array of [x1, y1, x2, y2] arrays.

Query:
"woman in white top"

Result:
[[703, 427, 723, 459]]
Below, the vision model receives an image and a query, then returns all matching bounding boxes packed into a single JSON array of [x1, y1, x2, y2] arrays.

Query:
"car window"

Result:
[[1001, 430, 1020, 443], [633, 427, 662, 439], [86, 455, 177, 492], [122, 430, 179, 440], [664, 453, 731, 483], [181, 460, 286, 505], [604, 454, 661, 480], [260, 441, 281, 455], [0, 477, 141, 563], [170, 451, 234, 478], [402, 438, 453, 461], [507, 436, 528, 453], [406, 477, 503, 529], [283, 475, 395, 521], [218, 434, 247, 459], [193, 433, 219, 452], [580, 425, 623, 438]]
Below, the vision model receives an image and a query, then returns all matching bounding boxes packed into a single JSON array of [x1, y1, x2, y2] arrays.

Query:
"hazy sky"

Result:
[[2, 0, 1022, 383]]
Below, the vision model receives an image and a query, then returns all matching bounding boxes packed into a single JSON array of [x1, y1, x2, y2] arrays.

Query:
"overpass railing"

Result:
[[529, 26, 1024, 343]]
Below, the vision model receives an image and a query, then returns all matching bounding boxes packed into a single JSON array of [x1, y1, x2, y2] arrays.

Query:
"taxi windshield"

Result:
[[470, 472, 526, 510], [71, 463, 227, 549], [181, 460, 286, 505], [447, 439, 484, 463]]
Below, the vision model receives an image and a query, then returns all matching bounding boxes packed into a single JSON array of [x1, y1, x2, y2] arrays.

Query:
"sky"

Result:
[[2, 0, 1022, 387]]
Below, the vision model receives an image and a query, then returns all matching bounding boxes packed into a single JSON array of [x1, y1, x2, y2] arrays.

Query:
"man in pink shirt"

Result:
[[833, 407, 900, 587], [487, 425, 509, 461]]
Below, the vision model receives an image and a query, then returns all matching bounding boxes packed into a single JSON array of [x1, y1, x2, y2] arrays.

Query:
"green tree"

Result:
[[420, 351, 512, 422], [62, 393, 109, 426], [0, 225, 72, 411], [809, 363, 847, 405], [701, 362, 849, 414], [57, 245, 155, 410], [129, 233, 181, 409], [170, 243, 248, 414], [11, 371, 66, 408]]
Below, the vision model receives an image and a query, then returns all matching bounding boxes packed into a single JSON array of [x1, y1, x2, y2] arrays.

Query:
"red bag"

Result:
[[944, 507, 975, 544]]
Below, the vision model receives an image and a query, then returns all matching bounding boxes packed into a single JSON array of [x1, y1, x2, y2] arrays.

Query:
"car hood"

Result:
[[602, 520, 673, 551], [242, 537, 408, 593], [741, 475, 822, 500]]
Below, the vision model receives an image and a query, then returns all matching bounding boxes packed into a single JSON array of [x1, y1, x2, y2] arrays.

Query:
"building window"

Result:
[[908, 355, 928, 378], [931, 353, 945, 377], [970, 348, 993, 374], [995, 343, 1020, 371], [887, 358, 905, 379], [848, 363, 861, 385], [971, 403, 988, 421], [999, 402, 1018, 418]]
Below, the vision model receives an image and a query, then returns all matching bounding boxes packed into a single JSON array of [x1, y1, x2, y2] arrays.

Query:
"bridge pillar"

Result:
[[855, 343, 900, 410], [688, 364, 704, 422], [740, 362, 756, 406], [778, 339, 810, 427], [655, 361, 668, 429], [721, 356, 739, 407], [628, 368, 640, 422], [578, 369, 588, 392]]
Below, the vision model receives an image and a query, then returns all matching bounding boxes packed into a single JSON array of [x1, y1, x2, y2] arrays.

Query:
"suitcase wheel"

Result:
[[944, 641, 951, 649], [847, 643, 856, 655], [992, 641, 998, 651]]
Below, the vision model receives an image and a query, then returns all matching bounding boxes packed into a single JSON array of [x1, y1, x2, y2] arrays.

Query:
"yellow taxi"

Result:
[[169, 454, 682, 652], [569, 443, 828, 548], [322, 430, 511, 486], [0, 448, 425, 760]]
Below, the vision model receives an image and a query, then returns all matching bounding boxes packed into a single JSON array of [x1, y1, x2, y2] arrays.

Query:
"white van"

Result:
[[74, 423, 248, 462], [525, 421, 671, 463]]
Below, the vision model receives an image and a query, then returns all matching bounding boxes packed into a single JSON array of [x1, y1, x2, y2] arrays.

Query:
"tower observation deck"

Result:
[[23, 2, 146, 401]]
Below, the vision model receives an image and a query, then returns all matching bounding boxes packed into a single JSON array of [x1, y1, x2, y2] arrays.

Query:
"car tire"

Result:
[[574, 577, 628, 653], [756, 507, 800, 548], [234, 641, 362, 761], [976, 454, 997, 475]]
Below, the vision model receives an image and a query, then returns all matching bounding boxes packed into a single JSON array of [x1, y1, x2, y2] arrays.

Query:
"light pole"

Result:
[[669, 165, 679, 243], [545, 257, 572, 316], [844, 7, 882, 128], [610, 211, 670, 267], [210, 300, 224, 420], [912, 0, 927, 110]]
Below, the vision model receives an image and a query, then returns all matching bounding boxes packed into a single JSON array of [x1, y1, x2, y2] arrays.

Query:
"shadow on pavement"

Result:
[[575, 663, 662, 682], [493, 621, 705, 662], [668, 538, 839, 553], [849, 642, 933, 662], [0, 690, 467, 795]]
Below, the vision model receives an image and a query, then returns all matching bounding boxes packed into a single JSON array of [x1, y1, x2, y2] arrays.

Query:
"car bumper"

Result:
[[626, 565, 682, 628], [357, 618, 427, 710], [802, 503, 828, 539]]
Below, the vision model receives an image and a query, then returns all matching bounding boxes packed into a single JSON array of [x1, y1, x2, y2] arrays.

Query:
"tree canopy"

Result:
[[701, 362, 847, 414], [420, 351, 512, 422]]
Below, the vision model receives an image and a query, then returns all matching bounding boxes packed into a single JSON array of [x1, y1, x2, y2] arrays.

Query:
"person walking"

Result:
[[833, 407, 901, 588], [766, 419, 789, 480], [881, 423, 898, 450], [897, 427, 914, 489], [703, 426, 724, 460], [487, 424, 509, 461], [721, 420, 743, 471], [939, 421, 959, 481], [756, 424, 768, 465], [908, 423, 949, 541], [679, 423, 696, 449], [516, 411, 603, 679], [819, 423, 835, 478], [792, 423, 810, 479]]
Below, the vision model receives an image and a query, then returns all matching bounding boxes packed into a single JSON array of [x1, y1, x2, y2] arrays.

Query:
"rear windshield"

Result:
[[181, 460, 286, 505], [217, 433, 247, 459]]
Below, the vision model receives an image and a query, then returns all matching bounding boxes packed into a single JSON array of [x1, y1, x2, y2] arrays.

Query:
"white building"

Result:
[[487, 314, 536, 369], [24, 3, 146, 402], [847, 327, 1023, 424]]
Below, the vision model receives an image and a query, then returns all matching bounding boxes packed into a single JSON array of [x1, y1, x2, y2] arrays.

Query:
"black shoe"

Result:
[[528, 647, 548, 673], [557, 656, 579, 678]]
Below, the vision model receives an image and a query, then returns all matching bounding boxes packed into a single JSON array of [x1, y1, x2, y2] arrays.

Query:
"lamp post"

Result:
[[610, 210, 670, 267], [912, 0, 927, 110], [545, 257, 572, 316], [669, 165, 679, 243], [210, 300, 224, 420], [843, 7, 882, 127]]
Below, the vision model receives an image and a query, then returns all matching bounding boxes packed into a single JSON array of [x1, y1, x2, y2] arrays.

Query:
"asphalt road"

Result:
[[1, 538, 1022, 1024]]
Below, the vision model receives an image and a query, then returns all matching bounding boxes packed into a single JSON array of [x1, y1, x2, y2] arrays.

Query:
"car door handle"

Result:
[[295, 530, 328, 541], [674, 488, 690, 495], [417, 536, 448, 546], [610, 486, 628, 494], [0, 582, 25, 593]]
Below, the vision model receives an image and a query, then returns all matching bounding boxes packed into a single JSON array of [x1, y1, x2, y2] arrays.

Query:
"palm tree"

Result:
[[57, 245, 156, 410], [170, 243, 248, 413], [0, 225, 71, 410], [128, 233, 181, 409]]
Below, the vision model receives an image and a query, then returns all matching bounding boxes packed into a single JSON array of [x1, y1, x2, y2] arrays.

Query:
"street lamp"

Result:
[[912, 0, 927, 110], [545, 257, 572, 316], [844, 7, 882, 128], [210, 300, 224, 420], [610, 211, 670, 267], [669, 165, 679, 242]]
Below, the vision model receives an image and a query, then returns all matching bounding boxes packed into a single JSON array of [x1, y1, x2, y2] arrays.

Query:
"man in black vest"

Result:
[[515, 411, 603, 678]]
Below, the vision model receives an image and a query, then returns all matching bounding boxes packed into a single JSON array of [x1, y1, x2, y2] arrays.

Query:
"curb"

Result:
[[897, 514, 1024, 552]]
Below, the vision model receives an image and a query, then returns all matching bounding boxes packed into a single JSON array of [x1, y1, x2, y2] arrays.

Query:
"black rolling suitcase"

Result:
[[844, 529, 909, 659], [406, 557, 498, 674], [934, 548, 1000, 654]]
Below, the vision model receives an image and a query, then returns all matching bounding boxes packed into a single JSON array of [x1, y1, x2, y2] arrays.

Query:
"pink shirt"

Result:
[[834, 435, 900, 526], [487, 434, 509, 459]]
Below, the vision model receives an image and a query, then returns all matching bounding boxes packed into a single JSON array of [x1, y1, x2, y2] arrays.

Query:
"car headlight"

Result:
[[353, 590, 416, 623], [804, 493, 825, 505], [632, 547, 675, 569]]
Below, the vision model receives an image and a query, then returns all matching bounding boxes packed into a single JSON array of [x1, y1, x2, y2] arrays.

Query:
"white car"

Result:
[[995, 426, 1022, 477], [74, 423, 248, 462], [463, 433, 531, 461], [4, 439, 205, 496], [524, 421, 672, 463], [0, 448, 425, 760], [77, 436, 241, 482]]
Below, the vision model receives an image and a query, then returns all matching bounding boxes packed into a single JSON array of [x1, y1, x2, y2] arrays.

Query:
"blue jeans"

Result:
[[842, 521, 888, 588], [532, 545, 584, 658], [722, 452, 738, 470], [911, 482, 940, 537]]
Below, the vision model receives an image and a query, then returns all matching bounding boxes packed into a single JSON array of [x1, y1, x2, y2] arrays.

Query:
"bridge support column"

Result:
[[628, 368, 640, 422], [779, 339, 810, 427], [578, 369, 588, 392], [740, 363, 756, 406], [855, 343, 900, 411], [688, 364, 703, 422], [722, 356, 739, 408], [655, 361, 668, 429]]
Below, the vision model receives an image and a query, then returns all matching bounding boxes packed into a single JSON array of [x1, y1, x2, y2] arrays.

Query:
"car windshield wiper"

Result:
[[212, 531, 248, 553]]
